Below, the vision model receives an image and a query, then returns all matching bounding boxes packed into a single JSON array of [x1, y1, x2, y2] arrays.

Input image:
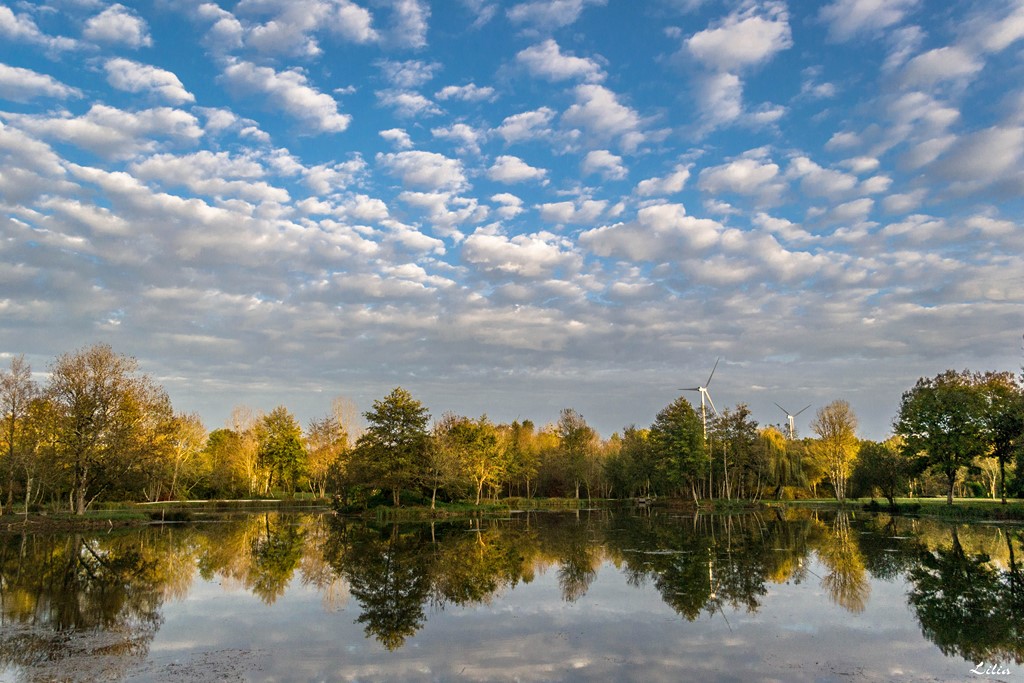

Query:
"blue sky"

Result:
[[1, 0, 1022, 440]]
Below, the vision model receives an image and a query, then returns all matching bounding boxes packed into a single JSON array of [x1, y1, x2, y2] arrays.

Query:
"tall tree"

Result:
[[978, 372, 1024, 504], [810, 400, 859, 503], [352, 387, 430, 506], [257, 406, 306, 495], [852, 437, 911, 507], [166, 412, 208, 500], [305, 414, 348, 499], [46, 344, 171, 514], [648, 397, 707, 499], [1, 356, 39, 513], [894, 370, 989, 505], [557, 408, 595, 499]]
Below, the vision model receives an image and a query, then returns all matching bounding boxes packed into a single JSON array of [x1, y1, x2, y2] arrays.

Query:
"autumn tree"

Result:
[[1, 356, 39, 513], [809, 400, 859, 503], [46, 344, 171, 514], [305, 414, 348, 499], [894, 370, 989, 505], [352, 387, 430, 506], [165, 412, 208, 500]]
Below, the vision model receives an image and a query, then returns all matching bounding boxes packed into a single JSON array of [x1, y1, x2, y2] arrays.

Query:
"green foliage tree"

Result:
[[352, 387, 430, 506], [257, 406, 305, 495], [557, 408, 595, 499], [894, 370, 990, 505], [852, 437, 911, 507], [46, 344, 172, 514], [810, 400, 859, 503], [648, 397, 706, 499], [978, 372, 1024, 503], [708, 404, 760, 500]]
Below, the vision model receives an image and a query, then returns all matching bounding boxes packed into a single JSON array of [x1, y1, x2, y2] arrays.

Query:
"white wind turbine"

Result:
[[774, 402, 811, 440], [681, 358, 720, 440]]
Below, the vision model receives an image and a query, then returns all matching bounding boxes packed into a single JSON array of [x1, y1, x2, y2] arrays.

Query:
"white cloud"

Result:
[[5, 104, 203, 159], [538, 198, 606, 224], [495, 107, 556, 144], [435, 83, 496, 102], [330, 0, 379, 43], [686, 4, 792, 71], [562, 84, 644, 151], [882, 189, 927, 214], [104, 58, 195, 105], [579, 203, 722, 260], [386, 0, 430, 49], [83, 4, 151, 48], [379, 128, 414, 149], [507, 0, 606, 29], [377, 150, 467, 191], [581, 149, 626, 180], [377, 59, 440, 89], [220, 59, 351, 133], [933, 126, 1024, 185], [431, 123, 485, 155], [129, 151, 289, 203], [820, 0, 918, 42], [462, 229, 577, 278], [696, 72, 743, 128], [376, 90, 441, 117], [698, 152, 783, 197], [900, 46, 984, 88], [0, 5, 77, 51], [786, 156, 859, 198], [491, 192, 524, 219], [488, 155, 548, 183], [516, 39, 604, 82], [636, 164, 690, 196], [0, 64, 81, 102], [841, 156, 880, 173]]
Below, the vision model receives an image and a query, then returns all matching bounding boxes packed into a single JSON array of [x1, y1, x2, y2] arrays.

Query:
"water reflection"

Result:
[[1, 509, 1023, 679]]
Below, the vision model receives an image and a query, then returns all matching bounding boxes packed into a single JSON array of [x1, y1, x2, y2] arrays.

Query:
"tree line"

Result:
[[1, 343, 1023, 514]]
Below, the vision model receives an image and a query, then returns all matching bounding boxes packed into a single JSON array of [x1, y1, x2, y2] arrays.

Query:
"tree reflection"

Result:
[[325, 522, 431, 650], [0, 529, 181, 680], [817, 512, 870, 613], [247, 513, 306, 604], [907, 528, 1024, 664]]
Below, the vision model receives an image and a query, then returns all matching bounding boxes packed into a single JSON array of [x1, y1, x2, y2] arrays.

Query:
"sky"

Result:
[[1, 0, 1022, 441]]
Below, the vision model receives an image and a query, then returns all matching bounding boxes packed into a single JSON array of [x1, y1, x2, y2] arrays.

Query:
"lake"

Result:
[[0, 507, 1020, 682]]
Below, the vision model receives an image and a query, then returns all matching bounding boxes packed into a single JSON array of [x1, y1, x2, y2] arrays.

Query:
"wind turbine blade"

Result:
[[705, 391, 719, 416], [706, 357, 720, 386], [794, 404, 811, 417], [774, 402, 790, 416]]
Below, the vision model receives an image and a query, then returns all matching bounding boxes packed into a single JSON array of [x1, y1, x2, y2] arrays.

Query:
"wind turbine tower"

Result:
[[681, 358, 720, 440], [774, 402, 811, 440]]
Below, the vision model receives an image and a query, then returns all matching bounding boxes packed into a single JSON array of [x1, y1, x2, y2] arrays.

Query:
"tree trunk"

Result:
[[946, 471, 955, 505], [1000, 457, 1007, 504]]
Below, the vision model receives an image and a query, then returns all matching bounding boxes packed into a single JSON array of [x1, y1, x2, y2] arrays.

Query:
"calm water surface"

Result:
[[0, 508, 1021, 682]]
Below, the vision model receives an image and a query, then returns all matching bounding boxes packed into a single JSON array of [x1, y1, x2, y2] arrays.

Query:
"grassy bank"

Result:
[[780, 497, 1024, 522]]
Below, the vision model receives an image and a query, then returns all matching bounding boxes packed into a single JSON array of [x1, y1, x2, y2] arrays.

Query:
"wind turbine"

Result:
[[774, 402, 811, 440], [681, 358, 720, 440]]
